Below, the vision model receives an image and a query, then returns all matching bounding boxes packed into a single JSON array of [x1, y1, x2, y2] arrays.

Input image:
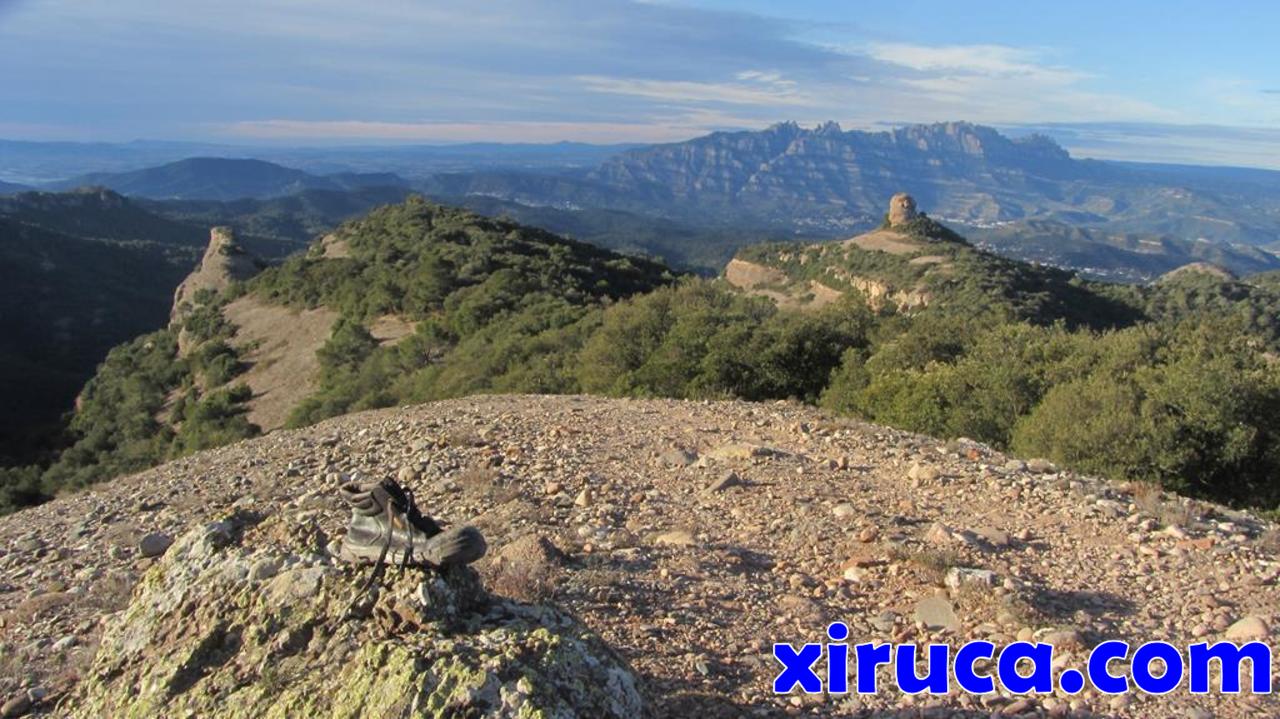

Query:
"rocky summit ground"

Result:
[[1, 395, 1278, 718]]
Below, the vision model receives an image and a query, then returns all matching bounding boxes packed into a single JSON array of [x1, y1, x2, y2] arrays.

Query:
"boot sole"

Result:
[[339, 525, 487, 568]]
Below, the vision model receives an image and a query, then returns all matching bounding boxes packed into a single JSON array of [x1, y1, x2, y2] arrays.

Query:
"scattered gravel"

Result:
[[1, 394, 1277, 717]]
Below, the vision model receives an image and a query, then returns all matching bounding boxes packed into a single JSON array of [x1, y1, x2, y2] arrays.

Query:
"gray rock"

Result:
[[914, 596, 960, 632], [1041, 628, 1084, 650], [653, 529, 698, 547], [973, 526, 1011, 549], [705, 471, 744, 493], [944, 567, 996, 589], [14, 538, 42, 554], [138, 533, 173, 558], [249, 557, 282, 582], [1026, 458, 1056, 474], [660, 448, 698, 468], [870, 611, 898, 633]]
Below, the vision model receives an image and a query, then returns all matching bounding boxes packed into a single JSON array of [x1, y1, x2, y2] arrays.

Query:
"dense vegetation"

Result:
[[7, 196, 1280, 517]]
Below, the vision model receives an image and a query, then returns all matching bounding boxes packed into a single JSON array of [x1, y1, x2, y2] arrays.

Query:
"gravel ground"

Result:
[[1, 394, 1277, 718]]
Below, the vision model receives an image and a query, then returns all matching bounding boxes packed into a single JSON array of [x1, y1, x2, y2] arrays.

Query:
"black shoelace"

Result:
[[347, 489, 418, 616]]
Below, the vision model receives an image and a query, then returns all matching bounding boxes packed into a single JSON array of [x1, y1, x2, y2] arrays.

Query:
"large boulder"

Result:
[[68, 512, 647, 718]]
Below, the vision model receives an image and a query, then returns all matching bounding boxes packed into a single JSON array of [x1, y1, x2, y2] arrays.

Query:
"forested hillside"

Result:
[[7, 196, 1279, 516]]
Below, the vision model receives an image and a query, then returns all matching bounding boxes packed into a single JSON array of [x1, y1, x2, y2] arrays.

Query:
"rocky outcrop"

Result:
[[69, 510, 646, 718], [887, 192, 918, 226], [170, 227, 262, 324], [723, 258, 788, 290]]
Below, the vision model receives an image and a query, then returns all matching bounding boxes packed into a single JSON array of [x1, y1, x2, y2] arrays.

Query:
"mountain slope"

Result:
[[54, 157, 410, 201], [141, 185, 415, 251], [0, 180, 29, 195], [29, 196, 678, 498], [962, 219, 1280, 282], [0, 187, 208, 247]]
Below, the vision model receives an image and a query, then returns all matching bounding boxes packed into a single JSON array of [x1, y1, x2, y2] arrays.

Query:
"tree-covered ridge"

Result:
[[251, 196, 678, 321], [258, 197, 681, 426]]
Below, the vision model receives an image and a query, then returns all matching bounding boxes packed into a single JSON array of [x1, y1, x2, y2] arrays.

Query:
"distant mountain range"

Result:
[[0, 180, 30, 195], [50, 157, 410, 201], [0, 138, 638, 185], [420, 122, 1280, 246], [8, 121, 1280, 281], [963, 220, 1280, 282]]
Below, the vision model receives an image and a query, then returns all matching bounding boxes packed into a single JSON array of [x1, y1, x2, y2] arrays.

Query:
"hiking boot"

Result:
[[338, 477, 486, 568]]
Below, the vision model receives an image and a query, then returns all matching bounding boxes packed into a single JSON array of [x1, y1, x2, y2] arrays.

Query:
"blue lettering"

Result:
[[997, 642, 1053, 693], [1088, 641, 1130, 694], [954, 640, 996, 694], [1189, 642, 1272, 694]]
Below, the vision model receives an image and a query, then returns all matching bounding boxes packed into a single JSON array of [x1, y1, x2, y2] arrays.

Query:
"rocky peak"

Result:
[[170, 227, 262, 323], [813, 120, 843, 136], [888, 192, 918, 226]]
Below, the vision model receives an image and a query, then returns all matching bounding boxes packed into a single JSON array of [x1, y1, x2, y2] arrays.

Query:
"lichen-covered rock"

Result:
[[67, 512, 647, 718]]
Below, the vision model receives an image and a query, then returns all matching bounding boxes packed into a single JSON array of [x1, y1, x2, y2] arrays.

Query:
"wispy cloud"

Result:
[[220, 118, 731, 143], [868, 43, 1083, 84], [575, 73, 808, 106]]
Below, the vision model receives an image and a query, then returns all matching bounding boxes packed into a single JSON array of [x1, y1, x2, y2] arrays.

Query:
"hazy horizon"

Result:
[[3, 1, 1278, 168]]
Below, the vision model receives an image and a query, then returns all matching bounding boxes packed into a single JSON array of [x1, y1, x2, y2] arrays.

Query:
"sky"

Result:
[[2, 0, 1279, 167]]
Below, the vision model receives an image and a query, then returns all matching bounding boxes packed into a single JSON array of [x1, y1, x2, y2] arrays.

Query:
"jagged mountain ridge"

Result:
[[591, 121, 1094, 214], [422, 122, 1280, 245]]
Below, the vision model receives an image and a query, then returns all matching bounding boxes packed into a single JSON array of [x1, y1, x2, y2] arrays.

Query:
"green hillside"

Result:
[[9, 197, 678, 507], [9, 197, 1280, 516]]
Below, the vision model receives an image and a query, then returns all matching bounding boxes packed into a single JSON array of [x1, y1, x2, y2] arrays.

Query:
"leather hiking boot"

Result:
[[338, 477, 486, 568]]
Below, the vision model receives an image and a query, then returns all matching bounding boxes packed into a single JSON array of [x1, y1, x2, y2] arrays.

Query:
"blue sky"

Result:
[[2, 0, 1278, 166]]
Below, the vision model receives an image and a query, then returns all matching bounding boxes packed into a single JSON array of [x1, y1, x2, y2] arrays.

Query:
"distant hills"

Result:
[[0, 180, 29, 195], [141, 185, 416, 252], [963, 219, 1280, 282], [0, 138, 637, 185], [50, 157, 410, 201]]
